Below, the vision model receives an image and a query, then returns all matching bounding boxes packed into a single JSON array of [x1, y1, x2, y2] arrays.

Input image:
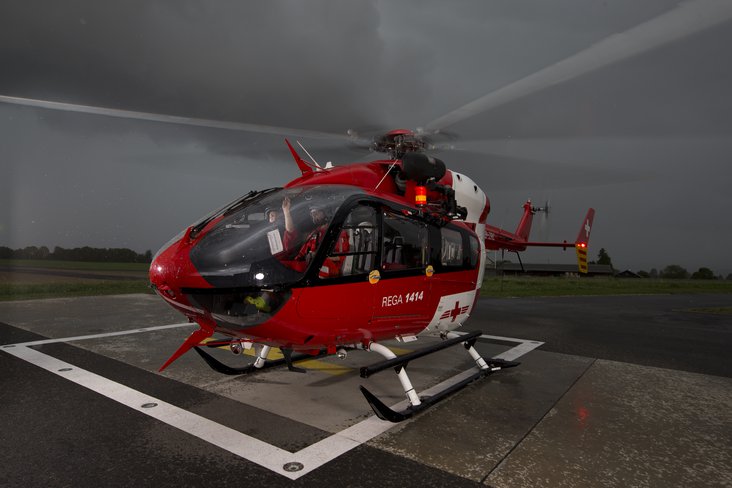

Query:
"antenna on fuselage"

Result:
[[297, 140, 327, 170], [374, 161, 399, 192]]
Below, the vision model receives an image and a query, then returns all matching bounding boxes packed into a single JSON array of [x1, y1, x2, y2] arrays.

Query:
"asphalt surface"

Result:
[[467, 294, 732, 377], [0, 326, 473, 488], [1, 293, 730, 487]]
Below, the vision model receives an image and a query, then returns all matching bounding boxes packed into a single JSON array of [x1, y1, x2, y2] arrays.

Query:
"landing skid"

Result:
[[192, 345, 327, 375], [192, 332, 518, 422], [359, 330, 519, 422]]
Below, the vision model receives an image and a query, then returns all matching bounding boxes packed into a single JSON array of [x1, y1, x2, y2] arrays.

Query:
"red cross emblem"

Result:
[[440, 301, 470, 322], [449, 301, 462, 322]]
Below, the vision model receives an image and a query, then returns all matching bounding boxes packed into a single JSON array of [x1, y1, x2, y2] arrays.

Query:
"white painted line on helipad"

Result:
[[494, 340, 544, 362], [452, 330, 545, 346], [3, 345, 304, 480], [2, 326, 541, 479], [6, 322, 192, 347]]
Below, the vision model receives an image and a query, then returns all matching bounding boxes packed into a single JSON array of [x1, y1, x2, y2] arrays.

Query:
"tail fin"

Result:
[[574, 208, 595, 274]]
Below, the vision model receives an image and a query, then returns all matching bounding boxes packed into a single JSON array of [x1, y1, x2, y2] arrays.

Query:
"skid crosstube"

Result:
[[359, 330, 520, 422], [360, 330, 483, 378]]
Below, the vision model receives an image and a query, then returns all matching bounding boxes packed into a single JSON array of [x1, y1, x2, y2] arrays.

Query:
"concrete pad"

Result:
[[171, 338, 510, 433], [1, 295, 535, 434], [0, 294, 182, 337], [5, 294, 730, 485], [370, 349, 594, 482], [485, 360, 732, 488]]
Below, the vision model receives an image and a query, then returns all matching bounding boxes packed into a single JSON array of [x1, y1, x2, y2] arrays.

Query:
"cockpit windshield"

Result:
[[189, 185, 362, 288]]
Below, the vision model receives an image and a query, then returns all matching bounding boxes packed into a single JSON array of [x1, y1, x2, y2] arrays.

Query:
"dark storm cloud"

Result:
[[0, 1, 396, 131], [379, 0, 687, 125], [1, 103, 288, 252], [432, 16, 732, 140]]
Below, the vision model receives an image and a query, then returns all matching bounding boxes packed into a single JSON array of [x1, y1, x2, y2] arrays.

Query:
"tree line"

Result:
[[592, 247, 731, 280], [637, 265, 731, 281], [0, 246, 153, 263]]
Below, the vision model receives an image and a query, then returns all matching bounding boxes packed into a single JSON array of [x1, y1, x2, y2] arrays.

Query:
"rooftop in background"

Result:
[[487, 263, 614, 277]]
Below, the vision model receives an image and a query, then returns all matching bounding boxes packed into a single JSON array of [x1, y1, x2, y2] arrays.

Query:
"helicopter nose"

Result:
[[148, 233, 214, 302], [149, 251, 177, 299]]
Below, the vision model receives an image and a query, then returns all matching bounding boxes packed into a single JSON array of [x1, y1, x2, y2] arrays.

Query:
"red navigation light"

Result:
[[415, 185, 427, 206]]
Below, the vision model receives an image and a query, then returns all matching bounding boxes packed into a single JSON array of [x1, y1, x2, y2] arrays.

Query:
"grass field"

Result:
[[480, 275, 732, 297], [1, 259, 152, 301], [0, 281, 153, 301], [2, 259, 731, 301], [0, 259, 149, 272]]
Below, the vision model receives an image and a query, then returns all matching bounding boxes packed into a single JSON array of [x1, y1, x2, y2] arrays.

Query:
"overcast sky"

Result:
[[2, 0, 731, 275]]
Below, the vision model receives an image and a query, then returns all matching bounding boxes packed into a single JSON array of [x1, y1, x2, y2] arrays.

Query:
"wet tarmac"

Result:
[[1, 293, 730, 487]]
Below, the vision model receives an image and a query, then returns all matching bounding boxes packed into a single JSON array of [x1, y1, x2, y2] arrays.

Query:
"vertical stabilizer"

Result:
[[575, 208, 595, 274]]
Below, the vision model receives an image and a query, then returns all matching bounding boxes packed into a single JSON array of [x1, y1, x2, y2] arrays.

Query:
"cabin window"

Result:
[[381, 211, 427, 271], [324, 205, 379, 278], [439, 226, 480, 270], [441, 228, 464, 266]]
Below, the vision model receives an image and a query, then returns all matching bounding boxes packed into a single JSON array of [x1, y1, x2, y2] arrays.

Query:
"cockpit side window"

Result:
[[323, 204, 379, 278], [441, 228, 464, 266], [381, 211, 427, 271], [437, 225, 481, 270]]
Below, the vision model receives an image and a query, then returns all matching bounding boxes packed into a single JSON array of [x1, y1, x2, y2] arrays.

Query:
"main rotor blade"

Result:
[[438, 149, 648, 191], [0, 95, 350, 141], [425, 0, 732, 131]]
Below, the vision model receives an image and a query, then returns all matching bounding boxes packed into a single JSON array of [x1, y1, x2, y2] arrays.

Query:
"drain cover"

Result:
[[283, 462, 304, 472]]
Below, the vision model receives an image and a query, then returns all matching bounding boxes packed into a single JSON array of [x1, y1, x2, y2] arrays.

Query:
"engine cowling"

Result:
[[401, 153, 446, 183], [449, 171, 490, 224]]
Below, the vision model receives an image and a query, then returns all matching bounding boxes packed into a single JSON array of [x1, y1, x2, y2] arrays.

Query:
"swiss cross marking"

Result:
[[584, 220, 591, 238], [440, 301, 470, 322], [449, 301, 462, 322]]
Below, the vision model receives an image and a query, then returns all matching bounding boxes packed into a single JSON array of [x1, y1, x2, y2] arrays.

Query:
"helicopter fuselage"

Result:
[[149, 160, 490, 355]]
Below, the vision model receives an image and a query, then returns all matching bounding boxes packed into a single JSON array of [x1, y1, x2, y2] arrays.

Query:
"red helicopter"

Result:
[[149, 128, 595, 421]]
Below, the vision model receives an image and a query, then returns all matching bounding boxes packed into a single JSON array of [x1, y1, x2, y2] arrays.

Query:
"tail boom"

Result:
[[487, 207, 596, 273]]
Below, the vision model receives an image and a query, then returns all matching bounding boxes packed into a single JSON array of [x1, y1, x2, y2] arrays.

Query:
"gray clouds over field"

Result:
[[2, 0, 731, 273]]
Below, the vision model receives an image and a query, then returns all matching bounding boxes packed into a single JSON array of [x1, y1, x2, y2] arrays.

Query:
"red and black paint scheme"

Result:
[[149, 129, 594, 420]]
